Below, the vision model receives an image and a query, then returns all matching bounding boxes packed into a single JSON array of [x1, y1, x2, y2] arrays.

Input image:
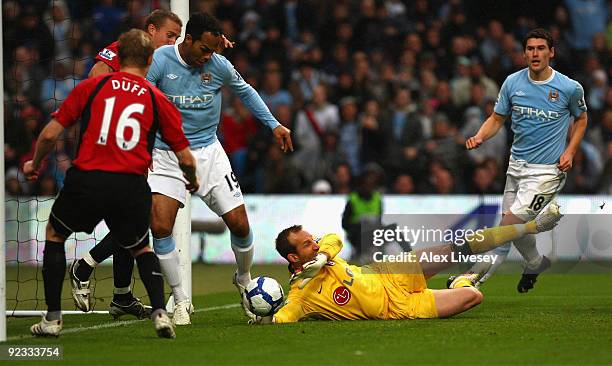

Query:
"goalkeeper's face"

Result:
[[287, 229, 321, 266]]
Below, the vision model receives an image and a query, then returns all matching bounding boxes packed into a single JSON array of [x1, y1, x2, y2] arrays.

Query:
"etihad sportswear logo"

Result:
[[98, 48, 116, 61], [512, 105, 560, 121], [165, 93, 214, 108], [166, 73, 178, 80]]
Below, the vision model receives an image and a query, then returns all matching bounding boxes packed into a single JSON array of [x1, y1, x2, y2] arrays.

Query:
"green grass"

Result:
[[4, 264, 612, 366]]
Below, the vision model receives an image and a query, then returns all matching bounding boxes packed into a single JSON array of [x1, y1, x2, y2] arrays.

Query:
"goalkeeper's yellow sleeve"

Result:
[[317, 233, 343, 259], [273, 293, 306, 323]]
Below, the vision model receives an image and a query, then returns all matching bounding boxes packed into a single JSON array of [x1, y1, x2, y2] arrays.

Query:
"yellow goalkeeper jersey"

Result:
[[273, 234, 438, 323]]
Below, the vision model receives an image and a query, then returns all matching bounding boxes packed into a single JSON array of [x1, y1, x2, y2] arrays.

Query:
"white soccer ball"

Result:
[[245, 276, 285, 316]]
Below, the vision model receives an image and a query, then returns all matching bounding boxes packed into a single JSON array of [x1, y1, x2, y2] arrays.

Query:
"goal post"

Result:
[[167, 0, 192, 313], [1, 1, 6, 342]]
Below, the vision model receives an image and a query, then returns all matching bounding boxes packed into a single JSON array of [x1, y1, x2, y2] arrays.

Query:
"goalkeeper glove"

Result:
[[290, 253, 328, 289]]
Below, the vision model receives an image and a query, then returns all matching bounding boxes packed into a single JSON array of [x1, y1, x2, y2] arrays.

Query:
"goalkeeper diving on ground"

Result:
[[249, 202, 562, 324]]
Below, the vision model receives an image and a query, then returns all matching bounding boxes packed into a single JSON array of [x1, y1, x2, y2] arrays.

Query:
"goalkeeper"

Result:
[[255, 204, 561, 324]]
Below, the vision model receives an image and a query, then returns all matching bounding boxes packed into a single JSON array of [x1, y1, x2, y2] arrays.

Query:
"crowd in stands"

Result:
[[3, 0, 612, 196]]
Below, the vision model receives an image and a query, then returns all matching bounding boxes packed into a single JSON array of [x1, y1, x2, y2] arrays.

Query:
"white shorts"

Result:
[[148, 140, 244, 216], [502, 157, 566, 221]]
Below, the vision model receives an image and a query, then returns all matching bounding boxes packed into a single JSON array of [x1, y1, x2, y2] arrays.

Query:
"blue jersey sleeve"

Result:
[[146, 50, 164, 86], [493, 77, 512, 116], [221, 58, 280, 130], [568, 82, 587, 117]]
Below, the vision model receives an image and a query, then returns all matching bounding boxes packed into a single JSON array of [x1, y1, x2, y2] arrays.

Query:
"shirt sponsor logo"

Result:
[[332, 286, 351, 306], [512, 105, 560, 120], [98, 48, 116, 61], [165, 93, 214, 107], [166, 73, 178, 80]]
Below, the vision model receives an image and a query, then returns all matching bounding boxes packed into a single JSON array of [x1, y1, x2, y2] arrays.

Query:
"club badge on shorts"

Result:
[[332, 286, 351, 306]]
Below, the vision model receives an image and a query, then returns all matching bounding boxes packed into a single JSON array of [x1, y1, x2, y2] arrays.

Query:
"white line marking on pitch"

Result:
[[7, 303, 239, 341]]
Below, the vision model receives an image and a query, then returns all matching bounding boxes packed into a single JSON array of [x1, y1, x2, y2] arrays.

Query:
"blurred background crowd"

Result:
[[3, 0, 612, 197]]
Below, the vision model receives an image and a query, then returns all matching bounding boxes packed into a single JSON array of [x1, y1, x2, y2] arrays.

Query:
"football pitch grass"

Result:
[[4, 264, 612, 366]]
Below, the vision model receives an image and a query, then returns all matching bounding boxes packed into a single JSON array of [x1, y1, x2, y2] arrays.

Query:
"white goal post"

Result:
[[165, 0, 192, 313], [1, 1, 6, 342]]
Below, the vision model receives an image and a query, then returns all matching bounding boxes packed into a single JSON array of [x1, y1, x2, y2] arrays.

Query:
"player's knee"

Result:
[[150, 221, 173, 238], [130, 245, 152, 258], [129, 235, 151, 255], [228, 220, 250, 238], [45, 221, 67, 242]]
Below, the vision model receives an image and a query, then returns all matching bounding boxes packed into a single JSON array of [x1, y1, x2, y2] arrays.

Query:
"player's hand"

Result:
[[557, 151, 574, 172], [23, 160, 39, 181], [184, 174, 199, 193], [466, 135, 483, 150], [273, 125, 293, 153], [247, 315, 273, 325], [217, 35, 235, 53], [291, 253, 328, 289]]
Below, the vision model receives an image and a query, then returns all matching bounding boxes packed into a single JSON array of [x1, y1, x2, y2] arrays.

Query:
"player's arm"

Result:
[[317, 233, 343, 260], [88, 61, 114, 78], [291, 233, 343, 289], [271, 295, 307, 324], [466, 112, 507, 150], [24, 78, 94, 179], [175, 148, 199, 193], [23, 119, 65, 180], [223, 58, 293, 152], [559, 83, 589, 172]]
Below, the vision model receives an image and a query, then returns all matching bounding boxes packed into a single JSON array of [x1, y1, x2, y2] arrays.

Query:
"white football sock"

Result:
[[157, 250, 188, 303], [513, 234, 543, 269], [231, 243, 253, 286]]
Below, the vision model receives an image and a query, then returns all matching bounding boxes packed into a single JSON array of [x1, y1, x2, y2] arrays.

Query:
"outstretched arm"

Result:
[[465, 113, 506, 150], [23, 119, 65, 180]]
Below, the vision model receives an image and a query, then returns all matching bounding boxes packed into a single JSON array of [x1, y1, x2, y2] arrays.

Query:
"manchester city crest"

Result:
[[201, 72, 212, 83], [548, 89, 559, 102]]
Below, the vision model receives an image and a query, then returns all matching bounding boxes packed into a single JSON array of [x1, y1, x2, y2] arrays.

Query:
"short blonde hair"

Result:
[[118, 29, 155, 68]]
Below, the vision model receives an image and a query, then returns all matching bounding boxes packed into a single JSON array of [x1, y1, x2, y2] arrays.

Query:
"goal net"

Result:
[[3, 0, 191, 319]]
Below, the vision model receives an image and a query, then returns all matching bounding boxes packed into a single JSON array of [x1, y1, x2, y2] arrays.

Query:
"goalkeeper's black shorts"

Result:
[[49, 167, 151, 249]]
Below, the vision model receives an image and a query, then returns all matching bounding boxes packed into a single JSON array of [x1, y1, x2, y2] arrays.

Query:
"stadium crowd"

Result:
[[3, 0, 612, 196]]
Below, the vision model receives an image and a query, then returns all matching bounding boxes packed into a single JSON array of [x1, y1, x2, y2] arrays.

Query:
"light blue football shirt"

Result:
[[147, 44, 280, 149], [494, 68, 587, 164]]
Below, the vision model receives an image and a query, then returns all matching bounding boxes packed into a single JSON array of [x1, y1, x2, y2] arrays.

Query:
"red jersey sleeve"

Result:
[[51, 77, 101, 128], [152, 87, 189, 152], [94, 41, 121, 72]]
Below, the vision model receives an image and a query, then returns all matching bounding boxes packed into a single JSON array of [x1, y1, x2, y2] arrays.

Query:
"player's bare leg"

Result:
[[150, 193, 192, 325], [222, 204, 256, 319], [432, 287, 484, 318]]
